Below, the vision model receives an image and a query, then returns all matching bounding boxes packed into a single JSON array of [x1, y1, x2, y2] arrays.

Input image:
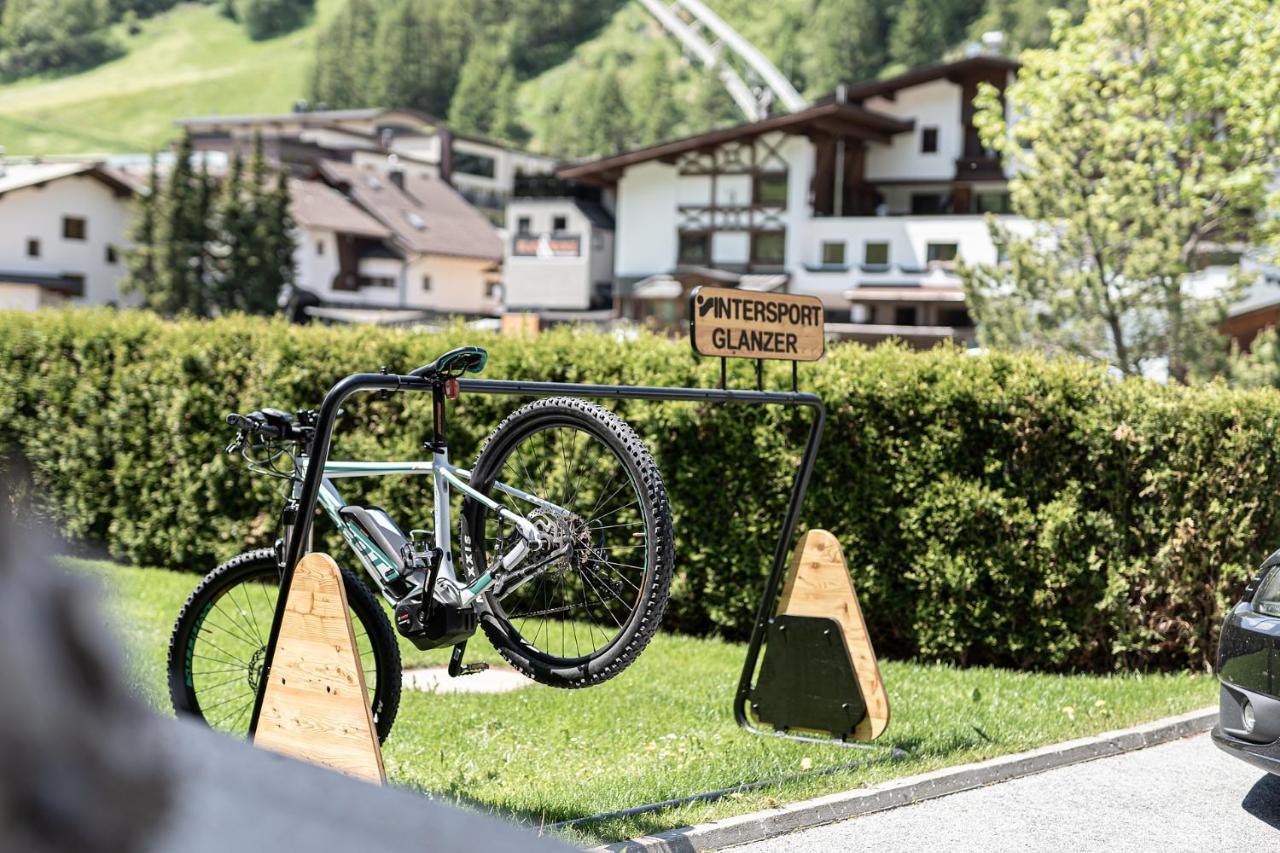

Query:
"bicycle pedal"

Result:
[[454, 662, 489, 677]]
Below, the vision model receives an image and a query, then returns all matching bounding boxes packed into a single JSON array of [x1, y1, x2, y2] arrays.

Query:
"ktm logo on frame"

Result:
[[690, 286, 825, 362]]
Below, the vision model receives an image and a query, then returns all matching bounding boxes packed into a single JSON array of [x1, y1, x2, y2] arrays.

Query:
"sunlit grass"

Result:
[[76, 557, 1215, 845]]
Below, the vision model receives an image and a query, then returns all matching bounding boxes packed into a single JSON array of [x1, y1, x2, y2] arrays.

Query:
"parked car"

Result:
[[1213, 549, 1280, 772]]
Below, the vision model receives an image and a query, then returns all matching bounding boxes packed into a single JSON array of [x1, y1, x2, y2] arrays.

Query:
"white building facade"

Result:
[[559, 56, 1022, 346], [0, 161, 137, 310], [501, 195, 615, 313]]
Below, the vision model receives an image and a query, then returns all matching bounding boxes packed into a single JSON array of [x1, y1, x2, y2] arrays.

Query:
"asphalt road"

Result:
[[728, 733, 1280, 853]]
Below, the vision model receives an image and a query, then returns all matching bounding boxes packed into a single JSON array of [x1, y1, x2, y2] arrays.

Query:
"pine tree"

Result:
[[260, 171, 296, 313], [447, 39, 509, 137], [307, 0, 378, 108], [153, 134, 206, 315], [489, 68, 526, 145], [887, 0, 949, 70], [373, 0, 441, 113], [631, 48, 680, 146], [689, 68, 741, 133], [802, 0, 888, 93], [579, 66, 632, 156], [213, 148, 252, 312], [122, 154, 160, 305]]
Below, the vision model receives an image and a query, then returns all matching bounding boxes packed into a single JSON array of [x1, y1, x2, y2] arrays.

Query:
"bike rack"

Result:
[[247, 369, 872, 753]]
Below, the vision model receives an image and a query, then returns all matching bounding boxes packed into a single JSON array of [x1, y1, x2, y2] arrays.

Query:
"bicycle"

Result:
[[167, 346, 675, 741]]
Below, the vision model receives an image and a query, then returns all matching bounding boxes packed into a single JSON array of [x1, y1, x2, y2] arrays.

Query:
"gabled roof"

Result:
[[288, 178, 392, 240], [0, 161, 136, 198], [178, 107, 445, 131], [557, 100, 913, 186], [821, 55, 1020, 104], [318, 161, 502, 263]]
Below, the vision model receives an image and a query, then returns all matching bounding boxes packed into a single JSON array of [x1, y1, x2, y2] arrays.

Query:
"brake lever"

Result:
[[224, 432, 246, 455]]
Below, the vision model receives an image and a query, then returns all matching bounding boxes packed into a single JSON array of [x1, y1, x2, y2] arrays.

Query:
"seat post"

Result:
[[430, 381, 447, 452]]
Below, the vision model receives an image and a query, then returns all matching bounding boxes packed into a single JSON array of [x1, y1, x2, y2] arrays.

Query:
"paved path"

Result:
[[728, 733, 1280, 853]]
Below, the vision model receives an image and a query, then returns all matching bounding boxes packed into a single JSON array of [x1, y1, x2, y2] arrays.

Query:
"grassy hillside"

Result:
[[0, 0, 1070, 157], [0, 0, 341, 155]]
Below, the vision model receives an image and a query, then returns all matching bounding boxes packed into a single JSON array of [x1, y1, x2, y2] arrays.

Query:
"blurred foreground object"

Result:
[[0, 476, 571, 852], [0, 476, 172, 853]]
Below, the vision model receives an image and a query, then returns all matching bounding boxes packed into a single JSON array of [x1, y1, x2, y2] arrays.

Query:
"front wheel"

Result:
[[167, 549, 402, 741], [462, 397, 674, 688]]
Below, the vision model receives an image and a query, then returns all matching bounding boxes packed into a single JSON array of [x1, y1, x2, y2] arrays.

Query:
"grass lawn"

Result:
[[76, 557, 1215, 845], [0, 0, 342, 156]]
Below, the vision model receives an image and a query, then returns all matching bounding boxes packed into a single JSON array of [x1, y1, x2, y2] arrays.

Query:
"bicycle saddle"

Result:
[[411, 346, 488, 378]]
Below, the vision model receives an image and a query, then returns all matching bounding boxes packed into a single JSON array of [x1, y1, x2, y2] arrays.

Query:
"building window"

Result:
[[926, 242, 959, 265], [63, 274, 86, 295], [751, 231, 786, 267], [454, 151, 497, 179], [921, 127, 939, 154], [894, 306, 918, 326], [316, 240, 325, 256], [516, 216, 532, 234], [910, 193, 948, 215], [105, 245, 117, 264], [678, 231, 710, 265], [864, 241, 890, 266], [26, 238, 39, 258], [939, 307, 973, 328], [976, 192, 1012, 214], [821, 241, 846, 266], [357, 275, 395, 288], [422, 275, 432, 291], [63, 216, 87, 240], [754, 171, 789, 206], [552, 215, 568, 233]]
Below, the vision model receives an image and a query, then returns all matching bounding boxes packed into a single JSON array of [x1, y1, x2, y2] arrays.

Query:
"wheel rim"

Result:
[[184, 566, 379, 737], [475, 420, 653, 664]]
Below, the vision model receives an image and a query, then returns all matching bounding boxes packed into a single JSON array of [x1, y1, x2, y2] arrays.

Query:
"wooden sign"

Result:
[[254, 552, 385, 784], [689, 286, 825, 362], [773, 529, 889, 740]]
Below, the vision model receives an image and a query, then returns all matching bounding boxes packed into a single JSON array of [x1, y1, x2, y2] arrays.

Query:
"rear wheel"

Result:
[[167, 549, 402, 741], [462, 397, 674, 688]]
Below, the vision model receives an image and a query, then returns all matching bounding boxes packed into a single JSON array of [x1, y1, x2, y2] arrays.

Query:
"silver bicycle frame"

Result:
[[293, 449, 561, 609]]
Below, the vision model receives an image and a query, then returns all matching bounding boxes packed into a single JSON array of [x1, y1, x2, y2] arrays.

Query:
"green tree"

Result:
[[578, 65, 632, 155], [146, 134, 211, 315], [307, 0, 378, 108], [448, 38, 513, 138], [373, 0, 438, 112], [886, 0, 949, 70], [236, 0, 313, 40], [630, 46, 680, 146], [801, 0, 887, 93], [961, 0, 1280, 381], [212, 149, 252, 312], [123, 154, 160, 302], [0, 0, 120, 78]]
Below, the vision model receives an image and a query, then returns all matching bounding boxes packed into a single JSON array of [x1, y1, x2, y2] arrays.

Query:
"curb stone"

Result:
[[595, 706, 1218, 853]]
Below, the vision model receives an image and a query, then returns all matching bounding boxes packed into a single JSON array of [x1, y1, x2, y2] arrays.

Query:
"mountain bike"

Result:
[[167, 346, 675, 741]]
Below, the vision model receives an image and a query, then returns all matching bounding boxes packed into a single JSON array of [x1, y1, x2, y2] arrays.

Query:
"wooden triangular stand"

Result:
[[253, 552, 385, 784], [773, 529, 890, 740]]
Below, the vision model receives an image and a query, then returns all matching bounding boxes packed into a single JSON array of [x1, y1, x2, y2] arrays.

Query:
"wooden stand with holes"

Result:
[[751, 529, 890, 741], [252, 552, 385, 783]]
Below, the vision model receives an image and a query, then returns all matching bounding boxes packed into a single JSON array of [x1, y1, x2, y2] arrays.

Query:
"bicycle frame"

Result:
[[296, 455, 564, 611]]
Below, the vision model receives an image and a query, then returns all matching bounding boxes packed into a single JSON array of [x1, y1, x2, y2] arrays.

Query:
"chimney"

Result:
[[387, 153, 404, 190]]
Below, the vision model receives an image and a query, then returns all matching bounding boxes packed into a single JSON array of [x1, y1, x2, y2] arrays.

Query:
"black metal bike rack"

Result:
[[246, 370, 830, 745]]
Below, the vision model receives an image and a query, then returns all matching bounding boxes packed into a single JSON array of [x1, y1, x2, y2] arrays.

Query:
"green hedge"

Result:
[[4, 309, 1278, 672]]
